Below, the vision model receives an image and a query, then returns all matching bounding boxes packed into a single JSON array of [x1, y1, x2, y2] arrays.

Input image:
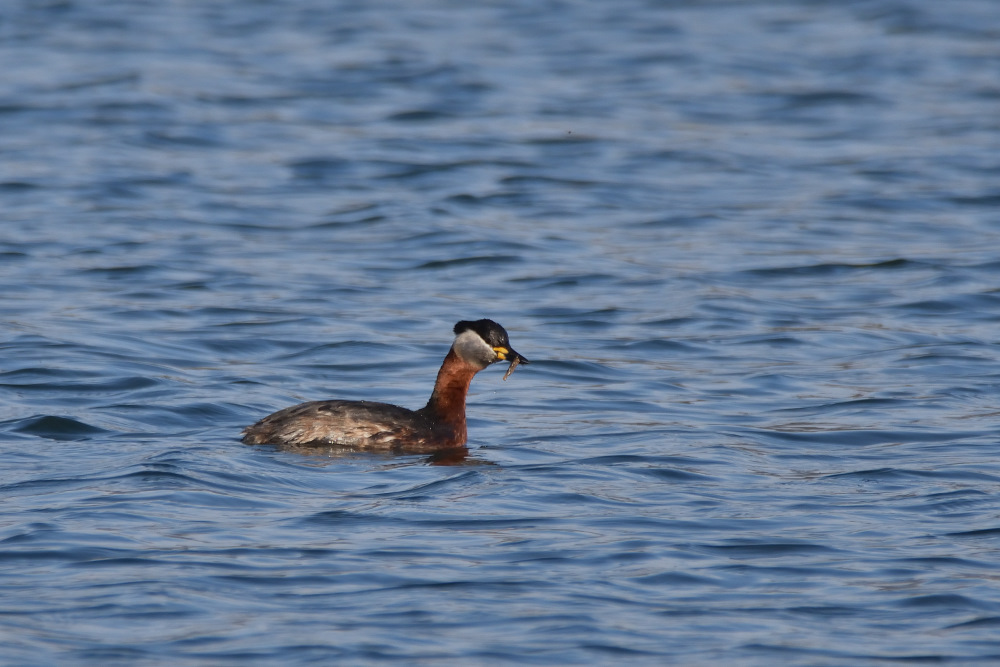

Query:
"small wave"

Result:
[[947, 616, 1000, 629], [894, 593, 991, 610], [701, 541, 841, 557], [743, 258, 916, 278], [6, 415, 110, 441], [414, 255, 521, 270], [775, 90, 883, 110]]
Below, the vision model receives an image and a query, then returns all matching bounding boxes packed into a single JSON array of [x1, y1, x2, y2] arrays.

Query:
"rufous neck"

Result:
[[423, 347, 480, 432]]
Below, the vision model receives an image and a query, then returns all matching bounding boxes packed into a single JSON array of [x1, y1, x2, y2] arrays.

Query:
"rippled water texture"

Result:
[[3, 0, 1000, 663]]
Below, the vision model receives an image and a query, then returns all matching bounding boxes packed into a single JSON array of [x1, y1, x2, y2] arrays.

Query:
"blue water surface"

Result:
[[3, 0, 1000, 664]]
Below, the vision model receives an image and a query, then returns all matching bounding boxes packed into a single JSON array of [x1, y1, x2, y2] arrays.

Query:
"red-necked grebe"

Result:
[[241, 319, 529, 452]]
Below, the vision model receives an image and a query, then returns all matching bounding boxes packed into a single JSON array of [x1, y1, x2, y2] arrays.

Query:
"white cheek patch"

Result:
[[453, 329, 495, 367]]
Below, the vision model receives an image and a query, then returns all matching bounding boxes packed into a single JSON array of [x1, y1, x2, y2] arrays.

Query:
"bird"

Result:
[[241, 319, 528, 453]]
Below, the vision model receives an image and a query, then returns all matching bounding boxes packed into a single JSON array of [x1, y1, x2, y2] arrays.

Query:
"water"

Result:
[[3, 0, 1000, 663]]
